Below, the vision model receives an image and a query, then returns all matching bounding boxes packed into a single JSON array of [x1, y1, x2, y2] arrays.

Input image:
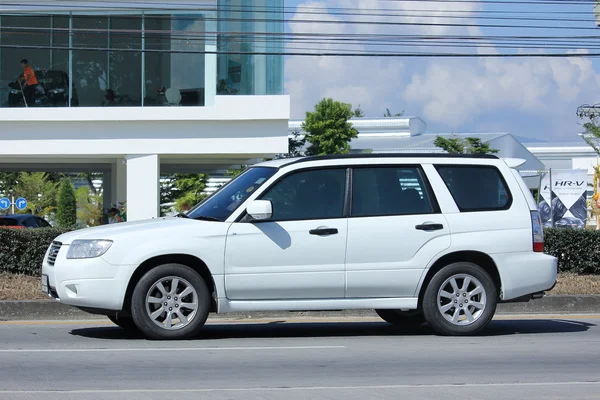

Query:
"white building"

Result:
[[0, 0, 289, 221]]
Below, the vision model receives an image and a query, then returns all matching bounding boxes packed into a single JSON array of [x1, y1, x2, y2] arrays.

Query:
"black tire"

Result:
[[130, 263, 211, 340], [108, 315, 139, 332], [375, 309, 426, 327], [422, 262, 498, 336]]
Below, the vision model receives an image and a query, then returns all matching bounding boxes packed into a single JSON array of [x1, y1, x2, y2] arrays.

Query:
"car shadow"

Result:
[[69, 317, 596, 341]]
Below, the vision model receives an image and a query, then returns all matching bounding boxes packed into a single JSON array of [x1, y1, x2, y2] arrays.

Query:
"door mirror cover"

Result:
[[247, 200, 273, 221]]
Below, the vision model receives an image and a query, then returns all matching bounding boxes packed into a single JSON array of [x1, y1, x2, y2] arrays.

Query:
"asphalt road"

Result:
[[1, 315, 600, 400]]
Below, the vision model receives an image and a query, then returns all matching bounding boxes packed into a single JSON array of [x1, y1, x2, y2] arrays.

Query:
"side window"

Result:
[[22, 218, 38, 228], [259, 168, 347, 221], [36, 218, 51, 228], [435, 165, 511, 212], [351, 167, 436, 217]]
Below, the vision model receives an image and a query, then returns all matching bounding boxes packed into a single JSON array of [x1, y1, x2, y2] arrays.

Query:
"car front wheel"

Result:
[[422, 262, 497, 336], [130, 263, 211, 340]]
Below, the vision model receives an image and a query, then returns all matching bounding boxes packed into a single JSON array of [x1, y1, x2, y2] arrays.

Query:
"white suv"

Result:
[[41, 154, 557, 339]]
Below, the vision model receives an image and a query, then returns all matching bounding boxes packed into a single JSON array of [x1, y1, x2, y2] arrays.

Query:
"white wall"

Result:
[[0, 95, 290, 157]]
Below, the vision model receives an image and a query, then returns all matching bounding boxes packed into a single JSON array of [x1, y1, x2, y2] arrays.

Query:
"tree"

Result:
[[384, 108, 404, 117], [578, 106, 600, 155], [76, 186, 103, 227], [14, 172, 59, 217], [0, 172, 20, 195], [169, 173, 209, 213], [302, 98, 359, 156], [353, 105, 365, 118], [56, 179, 77, 227], [434, 135, 499, 155]]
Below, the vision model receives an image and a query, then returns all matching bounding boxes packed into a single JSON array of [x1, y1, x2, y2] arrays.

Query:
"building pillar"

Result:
[[126, 154, 160, 221], [102, 171, 112, 212], [204, 11, 217, 107], [111, 159, 127, 209]]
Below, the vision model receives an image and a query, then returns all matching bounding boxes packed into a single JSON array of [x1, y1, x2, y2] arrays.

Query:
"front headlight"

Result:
[[66, 240, 113, 259]]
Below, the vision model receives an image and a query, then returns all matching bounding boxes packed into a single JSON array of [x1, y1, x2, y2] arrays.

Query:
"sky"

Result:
[[282, 0, 600, 142]]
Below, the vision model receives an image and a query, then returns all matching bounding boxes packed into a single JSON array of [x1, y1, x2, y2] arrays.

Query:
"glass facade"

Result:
[[217, 0, 284, 96], [0, 1, 283, 108]]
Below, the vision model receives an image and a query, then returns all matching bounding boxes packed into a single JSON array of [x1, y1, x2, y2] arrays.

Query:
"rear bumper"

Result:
[[491, 251, 558, 301]]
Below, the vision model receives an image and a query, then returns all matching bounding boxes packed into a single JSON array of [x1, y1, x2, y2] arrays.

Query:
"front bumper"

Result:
[[41, 243, 135, 311]]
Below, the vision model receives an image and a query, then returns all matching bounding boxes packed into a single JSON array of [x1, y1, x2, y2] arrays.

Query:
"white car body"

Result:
[[41, 154, 557, 338]]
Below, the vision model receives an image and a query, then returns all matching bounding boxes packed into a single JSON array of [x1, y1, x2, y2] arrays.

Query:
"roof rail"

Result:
[[283, 153, 498, 167]]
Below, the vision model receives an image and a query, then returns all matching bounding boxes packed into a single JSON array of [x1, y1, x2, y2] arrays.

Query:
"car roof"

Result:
[[1, 214, 36, 221], [255, 153, 499, 169]]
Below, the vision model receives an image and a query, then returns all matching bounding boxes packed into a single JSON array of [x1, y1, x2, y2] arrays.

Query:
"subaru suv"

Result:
[[41, 154, 557, 339]]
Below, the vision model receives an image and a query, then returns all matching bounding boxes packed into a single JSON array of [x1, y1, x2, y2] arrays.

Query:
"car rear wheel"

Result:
[[375, 309, 426, 327], [422, 262, 497, 336], [130, 263, 211, 340]]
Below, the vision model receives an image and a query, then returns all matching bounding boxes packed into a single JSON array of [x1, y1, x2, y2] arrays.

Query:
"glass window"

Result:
[[186, 167, 277, 222], [351, 167, 435, 217], [217, 0, 284, 95], [72, 15, 109, 107], [436, 165, 512, 212], [144, 14, 206, 107], [108, 16, 142, 106], [259, 169, 347, 221]]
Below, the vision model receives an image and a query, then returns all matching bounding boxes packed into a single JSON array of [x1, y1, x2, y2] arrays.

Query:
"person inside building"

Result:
[[19, 59, 38, 106]]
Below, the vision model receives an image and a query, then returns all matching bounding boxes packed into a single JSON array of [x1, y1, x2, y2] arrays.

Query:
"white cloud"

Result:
[[284, 1, 600, 140]]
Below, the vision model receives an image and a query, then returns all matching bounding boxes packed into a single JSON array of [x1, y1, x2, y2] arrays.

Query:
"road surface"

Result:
[[1, 315, 600, 399]]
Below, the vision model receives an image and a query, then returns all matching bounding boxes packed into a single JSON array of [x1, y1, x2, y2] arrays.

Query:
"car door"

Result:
[[224, 167, 349, 300], [345, 165, 451, 298]]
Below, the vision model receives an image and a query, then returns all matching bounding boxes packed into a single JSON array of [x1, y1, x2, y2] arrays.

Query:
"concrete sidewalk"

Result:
[[1, 295, 599, 321]]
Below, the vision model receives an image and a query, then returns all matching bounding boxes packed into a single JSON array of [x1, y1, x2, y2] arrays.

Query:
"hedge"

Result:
[[1, 227, 599, 277], [0, 227, 73, 275]]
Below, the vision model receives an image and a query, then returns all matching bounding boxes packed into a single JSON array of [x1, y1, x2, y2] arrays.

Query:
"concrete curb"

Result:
[[1, 295, 600, 321]]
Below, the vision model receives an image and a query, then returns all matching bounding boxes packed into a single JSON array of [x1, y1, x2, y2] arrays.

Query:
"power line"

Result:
[[1, 43, 598, 57]]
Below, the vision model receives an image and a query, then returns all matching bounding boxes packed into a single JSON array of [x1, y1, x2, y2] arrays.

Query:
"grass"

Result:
[[1, 272, 600, 301]]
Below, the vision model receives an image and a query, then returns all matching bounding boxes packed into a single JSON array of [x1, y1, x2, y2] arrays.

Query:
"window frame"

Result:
[[347, 164, 441, 218], [237, 166, 351, 223], [434, 164, 513, 213]]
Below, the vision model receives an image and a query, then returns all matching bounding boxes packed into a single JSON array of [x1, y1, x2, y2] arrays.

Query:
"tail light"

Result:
[[531, 211, 544, 252]]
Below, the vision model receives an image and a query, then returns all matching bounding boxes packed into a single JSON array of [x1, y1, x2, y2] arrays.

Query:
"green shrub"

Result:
[[0, 227, 74, 276], [56, 179, 77, 228], [544, 228, 600, 275]]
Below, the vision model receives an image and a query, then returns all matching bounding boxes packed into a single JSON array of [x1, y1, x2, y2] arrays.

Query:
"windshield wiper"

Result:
[[192, 215, 222, 222]]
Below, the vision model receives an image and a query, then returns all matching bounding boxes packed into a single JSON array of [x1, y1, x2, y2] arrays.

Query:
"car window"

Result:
[[187, 167, 277, 222], [351, 167, 435, 217], [35, 217, 51, 228], [435, 165, 511, 212], [0, 218, 19, 226], [22, 218, 39, 228], [259, 168, 347, 221]]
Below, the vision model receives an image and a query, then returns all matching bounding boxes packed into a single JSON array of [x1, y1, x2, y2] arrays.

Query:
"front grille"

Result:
[[47, 241, 62, 266]]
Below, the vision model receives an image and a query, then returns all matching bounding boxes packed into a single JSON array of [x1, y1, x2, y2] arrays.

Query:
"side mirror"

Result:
[[246, 200, 273, 221]]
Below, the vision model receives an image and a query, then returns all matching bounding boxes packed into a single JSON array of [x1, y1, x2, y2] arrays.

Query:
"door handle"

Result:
[[415, 223, 444, 231], [309, 227, 339, 236]]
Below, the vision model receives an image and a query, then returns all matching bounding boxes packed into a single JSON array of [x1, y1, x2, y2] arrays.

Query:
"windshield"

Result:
[[186, 167, 277, 222]]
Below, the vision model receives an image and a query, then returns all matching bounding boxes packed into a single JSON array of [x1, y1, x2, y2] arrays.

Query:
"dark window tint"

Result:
[[35, 218, 52, 228], [351, 167, 435, 217], [260, 169, 346, 221], [22, 218, 39, 228], [436, 165, 511, 211], [0, 218, 19, 226]]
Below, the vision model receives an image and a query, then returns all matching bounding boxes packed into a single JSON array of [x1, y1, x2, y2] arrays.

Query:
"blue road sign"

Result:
[[15, 197, 27, 211], [0, 197, 10, 210]]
